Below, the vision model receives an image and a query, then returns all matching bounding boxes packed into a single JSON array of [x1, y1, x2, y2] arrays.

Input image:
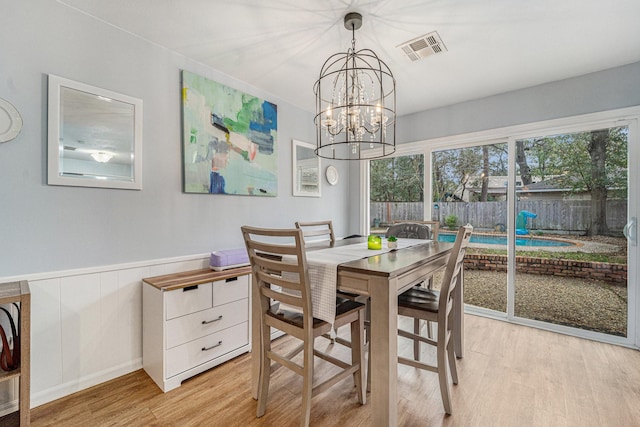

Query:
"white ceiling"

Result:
[[59, 0, 640, 116]]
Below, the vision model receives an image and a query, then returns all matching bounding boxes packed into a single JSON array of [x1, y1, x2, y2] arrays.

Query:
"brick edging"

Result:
[[464, 253, 627, 285]]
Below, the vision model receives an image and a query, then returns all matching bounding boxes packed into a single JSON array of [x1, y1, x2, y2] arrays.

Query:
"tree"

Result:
[[370, 154, 424, 202], [521, 127, 628, 236], [587, 129, 610, 236], [432, 148, 482, 201], [516, 140, 532, 185], [480, 145, 489, 201]]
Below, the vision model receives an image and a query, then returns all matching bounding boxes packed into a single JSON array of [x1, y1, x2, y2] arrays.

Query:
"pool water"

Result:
[[438, 233, 574, 247]]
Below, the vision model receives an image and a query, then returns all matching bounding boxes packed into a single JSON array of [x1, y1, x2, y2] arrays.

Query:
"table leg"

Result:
[[453, 268, 464, 358], [369, 276, 398, 427], [251, 275, 260, 399]]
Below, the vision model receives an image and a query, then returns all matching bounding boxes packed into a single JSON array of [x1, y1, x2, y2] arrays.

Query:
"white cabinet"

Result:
[[142, 268, 251, 392]]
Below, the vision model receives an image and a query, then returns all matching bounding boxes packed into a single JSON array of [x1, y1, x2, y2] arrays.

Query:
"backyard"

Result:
[[440, 233, 628, 336]]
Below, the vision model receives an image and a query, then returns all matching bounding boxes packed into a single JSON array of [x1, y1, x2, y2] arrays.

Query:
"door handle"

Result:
[[623, 217, 637, 246]]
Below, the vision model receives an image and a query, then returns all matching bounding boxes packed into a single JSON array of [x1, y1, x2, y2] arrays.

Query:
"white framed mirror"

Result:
[[47, 75, 143, 190], [292, 139, 321, 197]]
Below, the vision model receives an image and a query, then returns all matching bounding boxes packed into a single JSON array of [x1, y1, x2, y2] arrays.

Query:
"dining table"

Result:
[[250, 236, 460, 427]]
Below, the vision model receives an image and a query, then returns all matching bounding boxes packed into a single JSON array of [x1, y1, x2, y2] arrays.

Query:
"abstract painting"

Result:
[[181, 71, 277, 195]]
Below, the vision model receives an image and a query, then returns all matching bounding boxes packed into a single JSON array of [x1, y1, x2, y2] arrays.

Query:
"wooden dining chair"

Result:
[[397, 224, 473, 415], [386, 222, 438, 344], [296, 220, 371, 347], [241, 226, 366, 426]]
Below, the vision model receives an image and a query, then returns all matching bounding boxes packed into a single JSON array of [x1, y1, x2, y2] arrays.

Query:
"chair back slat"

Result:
[[295, 220, 335, 244], [261, 286, 304, 307]]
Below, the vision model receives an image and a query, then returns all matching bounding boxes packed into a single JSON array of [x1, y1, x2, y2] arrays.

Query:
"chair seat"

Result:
[[398, 287, 440, 313], [268, 298, 365, 329]]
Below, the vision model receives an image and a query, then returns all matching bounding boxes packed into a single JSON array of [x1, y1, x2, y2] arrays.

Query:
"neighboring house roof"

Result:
[[520, 175, 586, 193], [466, 175, 587, 195]]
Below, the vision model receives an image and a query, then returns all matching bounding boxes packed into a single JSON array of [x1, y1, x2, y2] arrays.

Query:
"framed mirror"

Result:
[[47, 75, 143, 190], [292, 139, 321, 197]]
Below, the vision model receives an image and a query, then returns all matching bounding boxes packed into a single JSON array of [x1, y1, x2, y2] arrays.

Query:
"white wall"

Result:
[[0, 0, 352, 411]]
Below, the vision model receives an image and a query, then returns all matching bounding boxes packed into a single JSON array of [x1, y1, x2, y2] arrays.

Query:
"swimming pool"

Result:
[[438, 233, 575, 247]]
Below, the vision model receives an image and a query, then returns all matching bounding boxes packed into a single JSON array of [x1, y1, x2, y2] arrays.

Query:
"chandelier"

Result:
[[314, 12, 396, 160]]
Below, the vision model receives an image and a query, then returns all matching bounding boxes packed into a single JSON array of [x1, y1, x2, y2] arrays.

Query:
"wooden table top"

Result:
[[142, 266, 251, 291], [306, 237, 454, 278]]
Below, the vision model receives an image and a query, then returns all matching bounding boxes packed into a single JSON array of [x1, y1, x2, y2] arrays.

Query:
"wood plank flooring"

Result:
[[27, 315, 640, 426]]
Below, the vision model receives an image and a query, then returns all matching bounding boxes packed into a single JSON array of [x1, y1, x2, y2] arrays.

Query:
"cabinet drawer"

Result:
[[165, 299, 248, 349], [165, 283, 213, 320], [166, 322, 249, 379], [212, 275, 249, 306]]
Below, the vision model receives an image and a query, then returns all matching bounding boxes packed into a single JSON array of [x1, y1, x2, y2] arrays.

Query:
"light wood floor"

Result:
[[28, 315, 640, 426]]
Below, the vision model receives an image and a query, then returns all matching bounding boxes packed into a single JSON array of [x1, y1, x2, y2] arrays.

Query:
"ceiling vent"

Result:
[[398, 31, 447, 61]]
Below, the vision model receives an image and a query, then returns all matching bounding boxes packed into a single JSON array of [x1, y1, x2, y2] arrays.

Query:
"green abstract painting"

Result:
[[181, 71, 277, 195]]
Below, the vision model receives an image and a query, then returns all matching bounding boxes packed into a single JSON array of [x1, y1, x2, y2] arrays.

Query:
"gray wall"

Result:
[[397, 61, 640, 143], [0, 1, 350, 277]]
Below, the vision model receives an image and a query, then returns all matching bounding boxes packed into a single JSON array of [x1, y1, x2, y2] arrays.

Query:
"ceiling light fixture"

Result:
[[314, 12, 396, 160], [91, 151, 113, 163]]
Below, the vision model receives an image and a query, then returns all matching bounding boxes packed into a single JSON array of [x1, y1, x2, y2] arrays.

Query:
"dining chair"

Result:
[[396, 224, 473, 415], [391, 219, 440, 240], [385, 221, 433, 240], [386, 222, 437, 344], [295, 220, 370, 341], [241, 225, 366, 426]]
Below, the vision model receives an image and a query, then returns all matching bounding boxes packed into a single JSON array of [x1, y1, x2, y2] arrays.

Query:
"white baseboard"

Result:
[[31, 358, 143, 408]]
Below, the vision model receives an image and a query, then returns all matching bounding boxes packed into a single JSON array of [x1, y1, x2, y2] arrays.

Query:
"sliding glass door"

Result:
[[366, 111, 638, 345], [512, 125, 631, 338]]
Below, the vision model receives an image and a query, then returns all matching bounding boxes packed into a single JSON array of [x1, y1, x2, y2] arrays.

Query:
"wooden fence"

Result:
[[371, 200, 627, 233]]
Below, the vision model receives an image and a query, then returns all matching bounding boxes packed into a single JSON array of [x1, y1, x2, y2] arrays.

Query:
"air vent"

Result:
[[398, 31, 447, 61]]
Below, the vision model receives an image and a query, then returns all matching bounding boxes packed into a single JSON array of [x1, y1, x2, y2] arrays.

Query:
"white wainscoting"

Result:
[[0, 254, 211, 413]]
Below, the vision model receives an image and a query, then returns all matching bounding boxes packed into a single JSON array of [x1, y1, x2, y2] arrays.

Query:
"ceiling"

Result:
[[59, 0, 640, 117]]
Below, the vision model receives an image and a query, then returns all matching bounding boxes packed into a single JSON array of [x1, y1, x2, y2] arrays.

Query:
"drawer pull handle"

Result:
[[183, 285, 199, 292], [202, 315, 223, 325], [202, 341, 223, 351], [225, 277, 238, 283]]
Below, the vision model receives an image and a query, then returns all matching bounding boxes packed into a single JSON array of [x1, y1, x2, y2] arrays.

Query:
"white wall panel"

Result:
[[99, 271, 121, 371], [117, 266, 149, 363], [29, 278, 63, 395], [60, 273, 103, 382]]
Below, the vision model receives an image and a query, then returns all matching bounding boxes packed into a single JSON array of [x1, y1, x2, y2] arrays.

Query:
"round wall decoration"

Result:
[[326, 165, 339, 185], [0, 98, 23, 143]]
